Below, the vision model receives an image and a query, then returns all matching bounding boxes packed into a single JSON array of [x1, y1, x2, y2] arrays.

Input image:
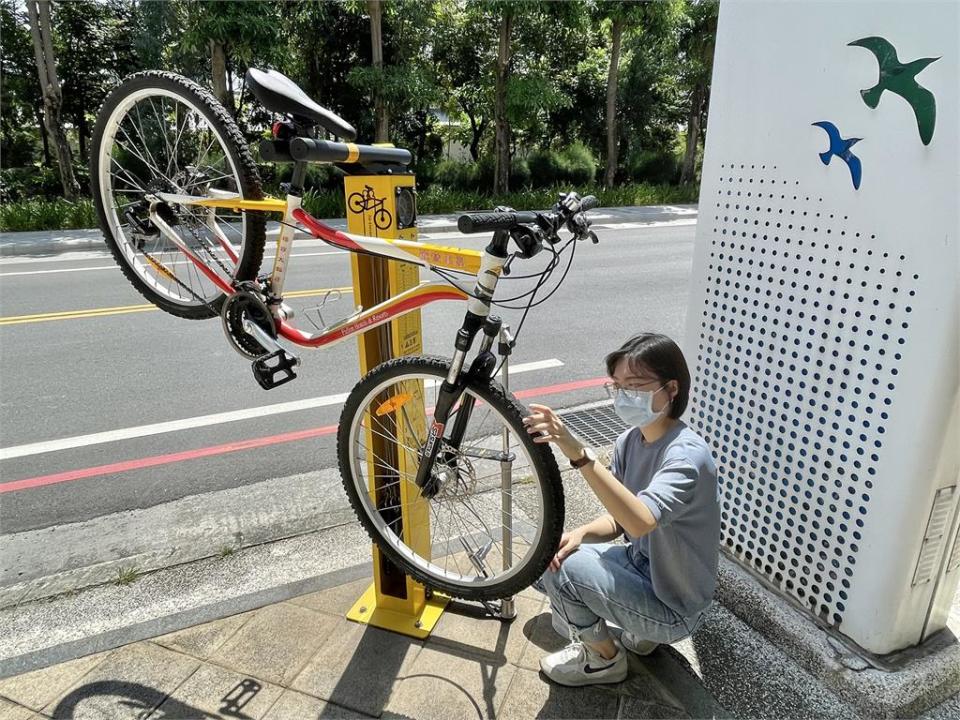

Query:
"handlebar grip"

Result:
[[457, 211, 538, 234], [580, 195, 599, 211]]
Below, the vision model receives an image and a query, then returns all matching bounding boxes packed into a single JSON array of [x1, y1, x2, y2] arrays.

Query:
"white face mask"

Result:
[[613, 385, 668, 428]]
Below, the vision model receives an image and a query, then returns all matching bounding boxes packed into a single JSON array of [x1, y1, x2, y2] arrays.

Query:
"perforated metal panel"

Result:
[[689, 166, 919, 626], [685, 2, 959, 655]]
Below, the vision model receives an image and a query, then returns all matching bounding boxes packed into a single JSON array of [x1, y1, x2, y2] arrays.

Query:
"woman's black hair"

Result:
[[604, 333, 691, 419]]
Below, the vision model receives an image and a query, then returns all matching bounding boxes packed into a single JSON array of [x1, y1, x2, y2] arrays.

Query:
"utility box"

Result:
[[684, 1, 959, 655]]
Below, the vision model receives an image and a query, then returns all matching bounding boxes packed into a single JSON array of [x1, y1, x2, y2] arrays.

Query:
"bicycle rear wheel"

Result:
[[90, 71, 266, 319], [337, 356, 564, 601]]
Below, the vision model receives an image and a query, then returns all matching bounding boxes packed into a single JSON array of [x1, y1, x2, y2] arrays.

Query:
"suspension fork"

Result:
[[415, 232, 508, 498]]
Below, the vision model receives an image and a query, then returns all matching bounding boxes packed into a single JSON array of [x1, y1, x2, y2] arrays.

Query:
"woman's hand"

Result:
[[523, 403, 583, 460], [549, 529, 583, 572]]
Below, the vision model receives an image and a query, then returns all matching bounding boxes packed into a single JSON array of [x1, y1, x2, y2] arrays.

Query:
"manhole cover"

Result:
[[558, 403, 629, 447]]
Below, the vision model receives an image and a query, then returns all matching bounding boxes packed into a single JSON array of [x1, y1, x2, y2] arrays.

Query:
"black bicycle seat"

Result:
[[246, 68, 357, 141]]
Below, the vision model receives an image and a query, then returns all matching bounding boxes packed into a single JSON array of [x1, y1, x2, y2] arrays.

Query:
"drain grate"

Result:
[[558, 404, 630, 447]]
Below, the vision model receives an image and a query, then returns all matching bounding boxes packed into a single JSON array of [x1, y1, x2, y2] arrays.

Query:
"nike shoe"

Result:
[[539, 642, 628, 686], [620, 631, 659, 656]]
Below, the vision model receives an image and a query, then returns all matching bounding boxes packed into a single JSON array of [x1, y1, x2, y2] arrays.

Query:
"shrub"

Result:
[[527, 149, 568, 187], [628, 150, 681, 185], [0, 198, 96, 232], [561, 142, 596, 185], [0, 164, 90, 203]]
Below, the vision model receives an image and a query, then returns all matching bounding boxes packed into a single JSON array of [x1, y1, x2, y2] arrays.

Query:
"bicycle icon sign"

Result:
[[348, 184, 393, 230]]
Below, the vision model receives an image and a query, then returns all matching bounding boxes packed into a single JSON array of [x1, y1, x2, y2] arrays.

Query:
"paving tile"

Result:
[[262, 688, 371, 720], [427, 595, 544, 665], [497, 666, 621, 719], [0, 696, 35, 720], [515, 609, 573, 672], [0, 651, 111, 711], [149, 663, 283, 719], [209, 603, 335, 687], [290, 617, 422, 717], [152, 611, 254, 660], [286, 577, 372, 617], [383, 644, 517, 720], [39, 643, 199, 720]]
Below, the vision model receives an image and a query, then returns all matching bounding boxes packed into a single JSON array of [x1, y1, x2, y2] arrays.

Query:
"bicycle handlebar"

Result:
[[457, 211, 539, 234]]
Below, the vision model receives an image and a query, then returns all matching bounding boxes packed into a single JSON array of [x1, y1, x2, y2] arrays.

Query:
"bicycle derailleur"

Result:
[[221, 282, 300, 390]]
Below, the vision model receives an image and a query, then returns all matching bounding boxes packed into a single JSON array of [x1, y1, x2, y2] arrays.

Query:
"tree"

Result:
[[678, 0, 718, 184], [1, 0, 44, 167], [596, 0, 680, 187], [25, 0, 78, 199], [180, 1, 283, 118], [493, 3, 514, 193], [367, 0, 388, 142]]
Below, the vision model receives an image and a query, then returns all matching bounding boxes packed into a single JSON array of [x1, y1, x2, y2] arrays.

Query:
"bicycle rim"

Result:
[[344, 366, 557, 596], [96, 87, 249, 309]]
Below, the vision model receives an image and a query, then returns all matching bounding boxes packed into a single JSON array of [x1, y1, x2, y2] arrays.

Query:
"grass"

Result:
[[0, 198, 96, 232], [115, 565, 140, 586], [0, 182, 698, 231]]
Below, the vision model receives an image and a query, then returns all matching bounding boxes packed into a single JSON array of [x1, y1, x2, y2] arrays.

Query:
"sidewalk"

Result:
[[0, 569, 725, 720], [0, 204, 698, 257]]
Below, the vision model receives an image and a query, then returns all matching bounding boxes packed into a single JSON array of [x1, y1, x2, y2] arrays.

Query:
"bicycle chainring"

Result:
[[221, 289, 276, 359]]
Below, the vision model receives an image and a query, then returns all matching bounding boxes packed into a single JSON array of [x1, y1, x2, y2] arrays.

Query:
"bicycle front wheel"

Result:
[[90, 71, 266, 319], [337, 356, 564, 601]]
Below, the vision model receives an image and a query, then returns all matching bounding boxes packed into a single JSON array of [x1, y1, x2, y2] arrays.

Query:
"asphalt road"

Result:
[[0, 220, 695, 535]]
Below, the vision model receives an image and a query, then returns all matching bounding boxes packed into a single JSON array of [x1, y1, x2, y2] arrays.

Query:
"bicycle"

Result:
[[348, 184, 393, 230], [89, 68, 600, 602]]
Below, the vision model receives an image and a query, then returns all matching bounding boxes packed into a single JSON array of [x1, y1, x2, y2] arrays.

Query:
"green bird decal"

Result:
[[848, 36, 939, 145]]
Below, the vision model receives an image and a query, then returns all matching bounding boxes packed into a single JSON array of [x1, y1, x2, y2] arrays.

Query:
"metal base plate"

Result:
[[346, 584, 449, 639]]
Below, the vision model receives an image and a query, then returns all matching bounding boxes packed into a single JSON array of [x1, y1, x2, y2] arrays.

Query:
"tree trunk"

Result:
[[493, 10, 513, 194], [34, 103, 51, 166], [27, 0, 79, 200], [680, 81, 705, 184], [368, 0, 389, 142], [210, 39, 230, 111], [458, 98, 486, 162], [603, 18, 623, 188]]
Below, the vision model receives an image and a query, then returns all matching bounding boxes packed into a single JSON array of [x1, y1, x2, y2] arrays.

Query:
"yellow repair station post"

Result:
[[343, 169, 448, 638]]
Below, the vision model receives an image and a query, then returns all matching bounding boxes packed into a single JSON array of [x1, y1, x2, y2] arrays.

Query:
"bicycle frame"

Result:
[[149, 191, 486, 351]]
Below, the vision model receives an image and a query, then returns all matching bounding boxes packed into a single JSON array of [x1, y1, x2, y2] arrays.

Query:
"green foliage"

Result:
[[525, 143, 597, 187], [628, 149, 682, 185], [1, 165, 90, 202], [0, 198, 96, 232], [0, 0, 716, 231]]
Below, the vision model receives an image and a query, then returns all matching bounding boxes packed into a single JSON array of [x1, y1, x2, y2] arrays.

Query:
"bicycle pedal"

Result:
[[251, 349, 299, 390]]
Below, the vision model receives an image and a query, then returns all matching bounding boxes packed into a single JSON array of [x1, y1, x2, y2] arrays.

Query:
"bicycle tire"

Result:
[[337, 355, 564, 601], [90, 71, 266, 319]]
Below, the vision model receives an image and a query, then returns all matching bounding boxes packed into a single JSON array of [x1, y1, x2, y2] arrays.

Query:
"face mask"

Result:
[[613, 385, 668, 428]]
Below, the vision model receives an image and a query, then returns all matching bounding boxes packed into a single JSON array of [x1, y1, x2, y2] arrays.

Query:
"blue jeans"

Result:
[[532, 542, 708, 645]]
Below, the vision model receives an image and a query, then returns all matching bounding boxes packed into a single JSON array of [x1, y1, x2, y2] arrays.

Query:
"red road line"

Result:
[[0, 376, 606, 495]]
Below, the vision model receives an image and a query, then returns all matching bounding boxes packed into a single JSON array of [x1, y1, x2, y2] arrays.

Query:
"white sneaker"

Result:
[[620, 631, 660, 656], [539, 642, 628, 686]]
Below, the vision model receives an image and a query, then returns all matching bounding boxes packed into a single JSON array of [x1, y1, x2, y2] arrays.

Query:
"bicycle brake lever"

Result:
[[502, 253, 517, 276]]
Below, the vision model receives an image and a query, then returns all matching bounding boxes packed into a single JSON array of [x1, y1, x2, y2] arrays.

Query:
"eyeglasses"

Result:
[[603, 382, 664, 401]]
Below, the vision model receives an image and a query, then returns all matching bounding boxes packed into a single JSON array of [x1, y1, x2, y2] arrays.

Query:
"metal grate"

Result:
[[690, 165, 917, 627], [559, 403, 630, 447]]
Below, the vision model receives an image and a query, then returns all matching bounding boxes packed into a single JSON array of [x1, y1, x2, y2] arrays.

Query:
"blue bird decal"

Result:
[[812, 121, 863, 190]]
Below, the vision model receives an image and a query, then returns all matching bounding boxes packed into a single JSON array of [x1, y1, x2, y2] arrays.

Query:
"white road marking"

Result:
[[0, 358, 564, 460], [0, 220, 697, 276]]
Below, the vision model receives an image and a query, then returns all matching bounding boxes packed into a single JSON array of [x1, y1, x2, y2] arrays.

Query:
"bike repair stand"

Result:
[[341, 164, 448, 639], [341, 162, 516, 638]]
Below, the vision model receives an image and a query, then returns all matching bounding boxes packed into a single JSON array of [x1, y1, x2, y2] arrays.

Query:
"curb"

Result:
[[0, 205, 698, 258]]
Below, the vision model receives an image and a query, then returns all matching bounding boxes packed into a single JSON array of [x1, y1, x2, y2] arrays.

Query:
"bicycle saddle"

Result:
[[246, 68, 357, 141]]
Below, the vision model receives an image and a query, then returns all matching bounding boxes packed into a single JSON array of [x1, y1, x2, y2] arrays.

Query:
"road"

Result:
[[0, 219, 696, 536]]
